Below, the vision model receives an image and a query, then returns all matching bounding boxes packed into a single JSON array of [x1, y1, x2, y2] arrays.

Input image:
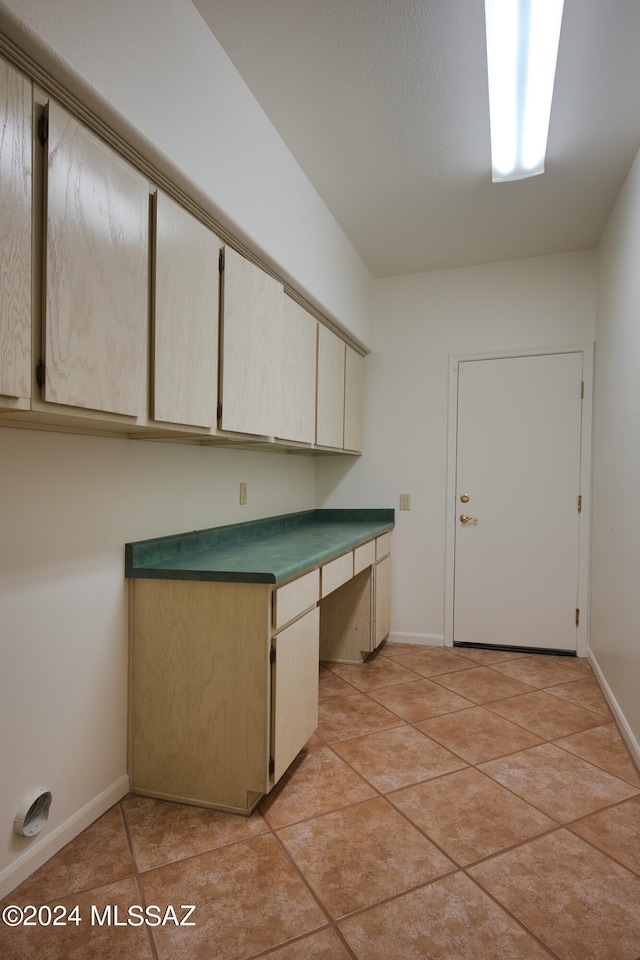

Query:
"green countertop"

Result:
[[125, 509, 395, 585]]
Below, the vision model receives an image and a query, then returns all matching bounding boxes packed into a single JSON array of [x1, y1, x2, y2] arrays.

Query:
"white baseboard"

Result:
[[0, 775, 129, 901], [588, 651, 640, 772], [387, 632, 445, 648]]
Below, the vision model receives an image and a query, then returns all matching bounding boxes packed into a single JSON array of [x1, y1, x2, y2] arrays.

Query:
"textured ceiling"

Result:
[[192, 0, 640, 278]]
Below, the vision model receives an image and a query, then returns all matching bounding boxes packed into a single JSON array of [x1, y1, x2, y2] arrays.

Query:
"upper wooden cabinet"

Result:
[[0, 53, 365, 451], [42, 100, 149, 417], [153, 191, 220, 429], [316, 330, 364, 453], [220, 246, 283, 437], [316, 323, 345, 449], [276, 294, 317, 444], [0, 56, 31, 404], [344, 346, 364, 453], [220, 250, 319, 445]]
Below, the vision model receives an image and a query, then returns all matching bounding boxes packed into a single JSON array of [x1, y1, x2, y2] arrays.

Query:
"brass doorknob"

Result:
[[459, 514, 478, 524]]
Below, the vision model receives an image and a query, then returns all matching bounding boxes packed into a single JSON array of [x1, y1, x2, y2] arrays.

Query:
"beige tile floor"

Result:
[[2, 642, 640, 960]]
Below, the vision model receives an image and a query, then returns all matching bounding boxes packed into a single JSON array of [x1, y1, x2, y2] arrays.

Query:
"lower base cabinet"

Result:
[[128, 578, 318, 815], [128, 533, 391, 812]]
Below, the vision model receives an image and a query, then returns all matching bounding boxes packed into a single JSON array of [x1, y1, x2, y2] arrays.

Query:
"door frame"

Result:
[[444, 343, 594, 657]]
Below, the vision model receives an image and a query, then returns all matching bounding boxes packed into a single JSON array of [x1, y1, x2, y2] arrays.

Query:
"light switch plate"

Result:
[[399, 493, 411, 510], [239, 482, 247, 505]]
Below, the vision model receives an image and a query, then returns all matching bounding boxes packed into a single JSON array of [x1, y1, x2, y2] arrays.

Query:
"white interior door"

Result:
[[453, 353, 583, 652]]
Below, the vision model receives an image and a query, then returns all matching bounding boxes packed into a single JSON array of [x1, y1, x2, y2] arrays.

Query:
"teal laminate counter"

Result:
[[125, 509, 395, 585]]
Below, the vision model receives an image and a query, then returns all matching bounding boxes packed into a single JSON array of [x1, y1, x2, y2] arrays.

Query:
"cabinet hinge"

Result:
[[268, 756, 275, 776], [270, 646, 276, 665], [575, 608, 580, 626], [581, 381, 584, 399], [37, 114, 48, 147], [219, 249, 225, 272], [578, 495, 582, 513], [36, 359, 45, 390]]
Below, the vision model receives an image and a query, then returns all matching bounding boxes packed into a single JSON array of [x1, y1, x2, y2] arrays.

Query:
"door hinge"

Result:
[[217, 402, 222, 421], [270, 646, 276, 665], [575, 608, 580, 626], [36, 359, 45, 390], [268, 756, 275, 776], [37, 114, 48, 147], [581, 381, 584, 399], [578, 495, 582, 513], [219, 249, 225, 272]]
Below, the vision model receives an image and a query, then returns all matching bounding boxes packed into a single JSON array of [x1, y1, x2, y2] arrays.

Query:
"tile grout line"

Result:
[[549, 733, 640, 785], [119, 799, 160, 960], [460, 870, 564, 960], [263, 806, 357, 959]]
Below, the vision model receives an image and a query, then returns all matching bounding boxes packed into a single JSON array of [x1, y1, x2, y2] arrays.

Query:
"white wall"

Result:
[[590, 146, 640, 759], [317, 251, 597, 643], [0, 428, 316, 895], [0, 0, 373, 344]]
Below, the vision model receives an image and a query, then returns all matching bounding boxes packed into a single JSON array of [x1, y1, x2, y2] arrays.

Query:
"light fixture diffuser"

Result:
[[484, 0, 564, 182]]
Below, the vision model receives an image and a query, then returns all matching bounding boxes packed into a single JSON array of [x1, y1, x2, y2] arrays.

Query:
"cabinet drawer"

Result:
[[354, 540, 375, 575], [321, 552, 354, 598], [273, 569, 320, 631], [376, 532, 392, 560]]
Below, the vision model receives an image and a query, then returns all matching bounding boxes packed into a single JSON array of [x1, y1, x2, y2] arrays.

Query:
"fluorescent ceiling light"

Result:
[[484, 0, 564, 182]]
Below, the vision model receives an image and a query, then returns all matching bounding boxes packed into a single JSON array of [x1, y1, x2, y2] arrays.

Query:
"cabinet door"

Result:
[[276, 295, 317, 443], [373, 555, 392, 648], [153, 191, 219, 427], [220, 246, 283, 436], [271, 606, 319, 783], [43, 100, 149, 417], [316, 324, 345, 448], [343, 346, 364, 453], [0, 56, 31, 402]]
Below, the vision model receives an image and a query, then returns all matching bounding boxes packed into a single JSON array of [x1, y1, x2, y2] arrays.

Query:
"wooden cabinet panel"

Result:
[[376, 532, 392, 560], [321, 551, 354, 597], [273, 569, 320, 631], [43, 100, 149, 417], [374, 554, 392, 648], [153, 191, 220, 428], [316, 324, 345, 448], [271, 606, 319, 783], [0, 56, 31, 402], [343, 346, 364, 453], [277, 294, 317, 443], [129, 578, 271, 814], [220, 246, 283, 436], [354, 539, 375, 575]]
